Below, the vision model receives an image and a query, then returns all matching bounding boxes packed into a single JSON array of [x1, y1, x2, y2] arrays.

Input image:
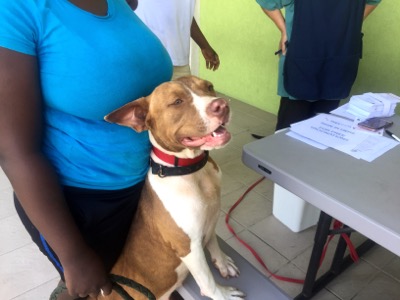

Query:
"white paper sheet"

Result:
[[289, 113, 398, 161], [286, 131, 328, 150]]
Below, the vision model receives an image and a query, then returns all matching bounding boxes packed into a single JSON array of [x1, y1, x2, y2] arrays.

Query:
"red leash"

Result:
[[319, 220, 359, 266], [225, 177, 359, 284]]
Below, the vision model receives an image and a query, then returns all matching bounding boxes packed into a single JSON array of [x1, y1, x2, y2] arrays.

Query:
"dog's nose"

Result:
[[207, 98, 229, 117]]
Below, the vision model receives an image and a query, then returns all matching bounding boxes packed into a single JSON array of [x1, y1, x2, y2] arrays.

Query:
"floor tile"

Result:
[[210, 143, 242, 166], [362, 244, 397, 270], [13, 278, 59, 300], [0, 168, 11, 191], [219, 173, 246, 197], [0, 243, 59, 299], [291, 238, 340, 277], [312, 289, 341, 300], [0, 214, 31, 256], [225, 230, 289, 277], [0, 189, 16, 220], [251, 178, 275, 202], [249, 216, 316, 260], [326, 260, 379, 300], [268, 262, 306, 298], [221, 188, 272, 228], [220, 159, 263, 186], [382, 256, 400, 282], [352, 272, 400, 300], [216, 211, 245, 241]]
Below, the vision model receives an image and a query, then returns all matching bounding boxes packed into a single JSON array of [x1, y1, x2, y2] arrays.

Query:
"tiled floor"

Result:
[[1, 97, 400, 300]]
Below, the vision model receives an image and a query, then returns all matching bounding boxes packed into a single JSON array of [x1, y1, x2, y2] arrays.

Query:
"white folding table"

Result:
[[242, 116, 400, 299]]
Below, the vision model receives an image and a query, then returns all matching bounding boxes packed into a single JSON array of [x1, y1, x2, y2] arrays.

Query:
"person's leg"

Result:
[[275, 97, 313, 131], [171, 65, 191, 80], [62, 182, 145, 271], [310, 99, 341, 117], [252, 97, 312, 138], [14, 182, 144, 299], [14, 197, 78, 299], [14, 195, 65, 276]]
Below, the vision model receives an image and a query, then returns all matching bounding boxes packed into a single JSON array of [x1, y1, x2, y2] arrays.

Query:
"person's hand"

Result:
[[62, 248, 113, 299], [279, 34, 288, 56], [201, 48, 220, 71]]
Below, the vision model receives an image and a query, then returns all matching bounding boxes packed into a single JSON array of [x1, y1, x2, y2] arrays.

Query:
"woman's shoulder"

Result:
[[0, 0, 46, 10], [0, 0, 46, 55]]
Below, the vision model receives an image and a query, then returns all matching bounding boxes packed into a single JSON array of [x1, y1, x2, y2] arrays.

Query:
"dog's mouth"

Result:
[[181, 123, 231, 149]]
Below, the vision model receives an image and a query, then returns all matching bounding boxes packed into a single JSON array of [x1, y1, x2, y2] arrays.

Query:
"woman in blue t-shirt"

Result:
[[0, 0, 172, 298]]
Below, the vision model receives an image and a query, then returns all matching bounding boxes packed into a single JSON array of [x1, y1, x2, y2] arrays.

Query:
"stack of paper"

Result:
[[288, 114, 398, 162], [346, 93, 400, 119]]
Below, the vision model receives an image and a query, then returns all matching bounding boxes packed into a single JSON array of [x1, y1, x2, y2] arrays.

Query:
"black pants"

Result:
[[14, 181, 144, 280], [276, 97, 340, 131]]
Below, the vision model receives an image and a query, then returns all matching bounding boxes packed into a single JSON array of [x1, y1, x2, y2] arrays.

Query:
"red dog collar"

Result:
[[152, 147, 207, 167], [150, 147, 209, 177]]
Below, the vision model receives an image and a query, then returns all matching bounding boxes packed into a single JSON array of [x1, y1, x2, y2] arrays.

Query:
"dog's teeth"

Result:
[[212, 132, 216, 137]]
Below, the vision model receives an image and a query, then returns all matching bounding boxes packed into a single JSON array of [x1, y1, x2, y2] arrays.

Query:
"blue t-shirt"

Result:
[[0, 0, 173, 189]]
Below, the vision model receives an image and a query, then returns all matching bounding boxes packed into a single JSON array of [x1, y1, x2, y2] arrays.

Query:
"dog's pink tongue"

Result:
[[182, 126, 231, 148], [181, 136, 208, 148]]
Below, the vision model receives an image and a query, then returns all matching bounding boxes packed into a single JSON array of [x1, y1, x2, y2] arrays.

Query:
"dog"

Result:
[[102, 76, 245, 300]]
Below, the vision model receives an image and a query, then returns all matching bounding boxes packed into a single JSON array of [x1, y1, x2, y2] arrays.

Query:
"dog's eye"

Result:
[[173, 99, 183, 105], [208, 84, 214, 92]]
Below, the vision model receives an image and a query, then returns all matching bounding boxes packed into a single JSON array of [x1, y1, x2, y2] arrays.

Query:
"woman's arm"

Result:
[[190, 18, 220, 71], [364, 4, 379, 20], [260, 7, 288, 54], [0, 48, 112, 298]]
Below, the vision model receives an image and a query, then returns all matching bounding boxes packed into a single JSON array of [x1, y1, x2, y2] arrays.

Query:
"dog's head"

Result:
[[104, 76, 231, 153]]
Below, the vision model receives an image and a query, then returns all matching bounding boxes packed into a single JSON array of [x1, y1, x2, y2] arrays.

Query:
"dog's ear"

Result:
[[104, 97, 149, 132]]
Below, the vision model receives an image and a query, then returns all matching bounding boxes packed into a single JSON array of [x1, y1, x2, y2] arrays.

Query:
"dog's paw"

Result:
[[202, 284, 246, 300], [220, 286, 246, 299], [213, 254, 240, 278]]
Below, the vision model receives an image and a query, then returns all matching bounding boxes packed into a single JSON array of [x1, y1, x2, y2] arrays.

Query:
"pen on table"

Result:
[[385, 129, 400, 142]]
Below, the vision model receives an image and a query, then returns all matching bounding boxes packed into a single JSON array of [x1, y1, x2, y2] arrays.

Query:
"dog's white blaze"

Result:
[[191, 91, 221, 131]]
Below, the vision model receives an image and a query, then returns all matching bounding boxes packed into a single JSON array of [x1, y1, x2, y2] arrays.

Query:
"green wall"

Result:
[[197, 0, 400, 115]]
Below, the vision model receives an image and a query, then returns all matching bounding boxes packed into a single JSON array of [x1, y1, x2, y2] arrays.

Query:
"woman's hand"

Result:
[[201, 48, 220, 71], [63, 247, 113, 298], [279, 34, 288, 56]]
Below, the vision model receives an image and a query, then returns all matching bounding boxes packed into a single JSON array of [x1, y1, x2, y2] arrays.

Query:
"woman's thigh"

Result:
[[14, 181, 144, 279]]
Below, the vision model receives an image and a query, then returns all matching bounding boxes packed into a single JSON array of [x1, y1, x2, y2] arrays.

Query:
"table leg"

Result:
[[330, 225, 351, 274], [295, 214, 376, 300], [295, 211, 333, 299]]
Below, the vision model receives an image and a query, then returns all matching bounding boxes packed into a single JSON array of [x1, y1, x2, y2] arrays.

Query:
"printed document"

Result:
[[289, 114, 398, 161]]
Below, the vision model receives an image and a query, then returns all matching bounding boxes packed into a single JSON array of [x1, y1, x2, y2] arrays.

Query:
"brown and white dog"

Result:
[[102, 76, 245, 300]]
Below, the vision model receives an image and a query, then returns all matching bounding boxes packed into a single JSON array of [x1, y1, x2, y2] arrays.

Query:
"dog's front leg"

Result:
[[206, 233, 240, 279], [181, 242, 245, 300]]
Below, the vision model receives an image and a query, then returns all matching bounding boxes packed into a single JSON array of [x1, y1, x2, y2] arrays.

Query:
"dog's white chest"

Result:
[[149, 162, 221, 241]]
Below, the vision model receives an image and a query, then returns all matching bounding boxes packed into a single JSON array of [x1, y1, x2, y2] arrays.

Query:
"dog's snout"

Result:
[[207, 98, 229, 117]]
